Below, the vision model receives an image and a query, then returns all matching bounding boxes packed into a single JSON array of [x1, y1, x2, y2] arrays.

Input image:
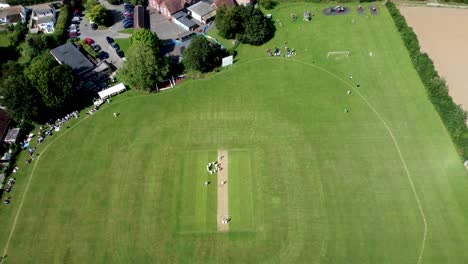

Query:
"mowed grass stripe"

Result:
[[228, 150, 254, 232], [178, 151, 217, 233], [1, 3, 468, 263]]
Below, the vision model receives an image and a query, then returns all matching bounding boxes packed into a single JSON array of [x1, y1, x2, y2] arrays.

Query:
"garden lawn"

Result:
[[1, 3, 468, 263], [114, 38, 131, 54]]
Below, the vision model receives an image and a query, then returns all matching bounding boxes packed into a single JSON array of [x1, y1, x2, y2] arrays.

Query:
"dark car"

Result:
[[123, 23, 133, 29], [91, 23, 98, 30], [124, 3, 133, 8], [111, 42, 119, 50], [124, 13, 134, 17], [91, 43, 101, 52], [106, 36, 114, 44], [116, 50, 125, 58], [99, 51, 109, 59]]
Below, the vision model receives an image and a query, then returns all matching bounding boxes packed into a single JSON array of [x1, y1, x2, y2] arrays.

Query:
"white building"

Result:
[[187, 1, 215, 24]]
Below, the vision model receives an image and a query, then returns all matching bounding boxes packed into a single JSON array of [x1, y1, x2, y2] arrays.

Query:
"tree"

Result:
[[0, 71, 43, 122], [215, 5, 273, 46], [240, 7, 273, 46], [84, 0, 99, 10], [87, 4, 110, 25], [130, 29, 161, 56], [183, 36, 222, 73], [258, 0, 277, 10], [25, 53, 77, 113], [118, 43, 169, 91], [215, 5, 243, 40]]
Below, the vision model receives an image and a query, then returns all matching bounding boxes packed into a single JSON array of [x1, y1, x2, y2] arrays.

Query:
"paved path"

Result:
[[217, 150, 229, 232]]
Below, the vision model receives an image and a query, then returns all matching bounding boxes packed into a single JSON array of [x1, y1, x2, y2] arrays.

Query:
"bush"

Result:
[[53, 5, 72, 45], [215, 5, 274, 46], [386, 1, 468, 160]]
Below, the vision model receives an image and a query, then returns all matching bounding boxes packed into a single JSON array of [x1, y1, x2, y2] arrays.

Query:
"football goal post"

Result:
[[326, 51, 350, 59]]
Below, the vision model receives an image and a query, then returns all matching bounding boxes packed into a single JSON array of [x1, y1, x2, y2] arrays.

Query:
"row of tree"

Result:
[[386, 1, 468, 160], [0, 54, 77, 123], [215, 5, 274, 46]]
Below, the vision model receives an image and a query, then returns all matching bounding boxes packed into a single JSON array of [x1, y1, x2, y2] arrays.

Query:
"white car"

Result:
[[72, 16, 80, 22]]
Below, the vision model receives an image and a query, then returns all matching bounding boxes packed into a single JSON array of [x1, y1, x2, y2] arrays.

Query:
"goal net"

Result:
[[326, 51, 350, 60]]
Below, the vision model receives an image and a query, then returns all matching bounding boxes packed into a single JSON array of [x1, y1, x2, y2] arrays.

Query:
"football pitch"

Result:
[[1, 3, 468, 263]]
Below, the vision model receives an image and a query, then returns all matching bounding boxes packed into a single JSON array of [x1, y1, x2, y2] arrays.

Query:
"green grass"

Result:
[[118, 28, 135, 34], [176, 150, 217, 233], [0, 33, 9, 47], [228, 150, 255, 232], [114, 37, 131, 54], [1, 2, 468, 263]]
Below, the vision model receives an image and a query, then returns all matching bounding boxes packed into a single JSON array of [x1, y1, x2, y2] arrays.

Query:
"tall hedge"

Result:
[[53, 5, 71, 45], [386, 1, 468, 160]]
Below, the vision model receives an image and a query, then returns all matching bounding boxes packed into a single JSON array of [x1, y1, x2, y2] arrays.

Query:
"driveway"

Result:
[[78, 1, 131, 68]]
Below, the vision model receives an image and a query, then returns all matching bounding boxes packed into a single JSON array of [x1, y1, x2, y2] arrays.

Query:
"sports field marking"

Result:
[[0, 94, 151, 263], [286, 57, 427, 264], [0, 59, 428, 262], [217, 150, 229, 232]]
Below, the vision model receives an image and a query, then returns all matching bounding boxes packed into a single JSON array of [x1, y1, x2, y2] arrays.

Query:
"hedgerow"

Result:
[[386, 1, 468, 160]]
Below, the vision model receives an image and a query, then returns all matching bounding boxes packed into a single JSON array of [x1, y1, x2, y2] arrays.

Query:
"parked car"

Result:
[[71, 20, 80, 24], [106, 36, 114, 44], [91, 23, 98, 30], [116, 50, 125, 58], [67, 29, 78, 33], [73, 9, 81, 16], [85, 38, 93, 45], [72, 16, 80, 22], [124, 3, 134, 8], [110, 42, 119, 50], [99, 51, 109, 59], [123, 23, 133, 29], [68, 32, 78, 37], [124, 13, 134, 18], [91, 43, 101, 52]]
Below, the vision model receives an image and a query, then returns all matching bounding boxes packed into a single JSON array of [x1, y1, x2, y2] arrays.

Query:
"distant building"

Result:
[[0, 5, 27, 25], [187, 1, 215, 24], [172, 11, 197, 30], [149, 0, 192, 19], [29, 3, 57, 34], [50, 43, 94, 75], [50, 43, 112, 91], [210, 0, 235, 9]]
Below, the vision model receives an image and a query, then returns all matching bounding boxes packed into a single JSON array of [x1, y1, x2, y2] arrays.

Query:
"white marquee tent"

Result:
[[98, 83, 127, 99]]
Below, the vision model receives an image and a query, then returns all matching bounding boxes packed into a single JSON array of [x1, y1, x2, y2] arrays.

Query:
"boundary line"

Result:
[[0, 58, 427, 264], [287, 58, 427, 264]]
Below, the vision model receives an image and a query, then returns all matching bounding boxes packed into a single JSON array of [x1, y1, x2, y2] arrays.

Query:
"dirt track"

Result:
[[217, 150, 229, 232], [399, 6, 468, 110]]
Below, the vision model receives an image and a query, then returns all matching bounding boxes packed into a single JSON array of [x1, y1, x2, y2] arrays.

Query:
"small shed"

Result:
[[4, 128, 20, 144], [187, 1, 215, 24], [172, 11, 197, 31], [303, 11, 311, 21]]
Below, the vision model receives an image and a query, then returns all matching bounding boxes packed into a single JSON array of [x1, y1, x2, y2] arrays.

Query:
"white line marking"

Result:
[[0, 94, 151, 263], [0, 60, 427, 264], [287, 58, 427, 264]]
